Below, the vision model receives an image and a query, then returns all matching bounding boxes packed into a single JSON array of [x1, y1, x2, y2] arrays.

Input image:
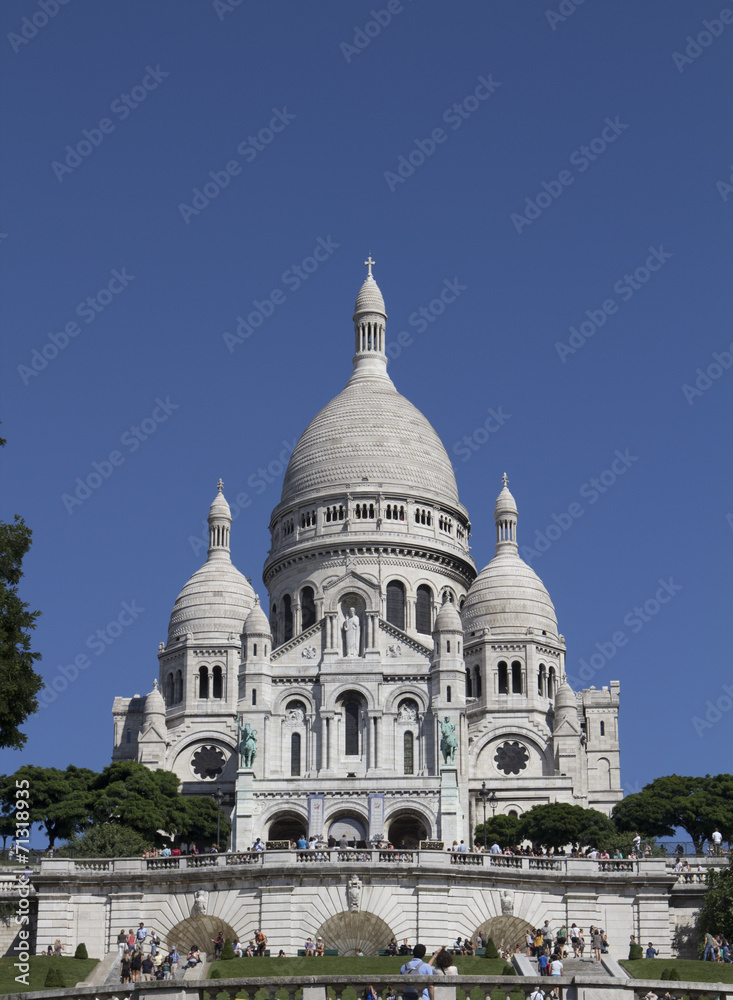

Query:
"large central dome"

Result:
[[281, 375, 459, 506]]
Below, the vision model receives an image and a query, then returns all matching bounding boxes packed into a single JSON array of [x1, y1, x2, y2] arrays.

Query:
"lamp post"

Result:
[[478, 783, 498, 850], [212, 786, 224, 850]]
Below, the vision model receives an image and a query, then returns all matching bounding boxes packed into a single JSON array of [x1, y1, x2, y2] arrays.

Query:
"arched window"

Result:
[[252, 688, 257, 705], [447, 685, 452, 703], [283, 595, 293, 642], [600, 720, 605, 737], [511, 660, 523, 694], [548, 665, 556, 698], [475, 666, 482, 697], [415, 585, 432, 635], [212, 665, 223, 699], [198, 665, 209, 699], [165, 673, 174, 705], [404, 731, 414, 775], [344, 701, 360, 756], [498, 661, 508, 695], [270, 603, 278, 645], [126, 729, 131, 744], [386, 580, 405, 630], [465, 668, 473, 697], [290, 733, 301, 776], [538, 663, 547, 696], [301, 586, 316, 630], [174, 670, 183, 704]]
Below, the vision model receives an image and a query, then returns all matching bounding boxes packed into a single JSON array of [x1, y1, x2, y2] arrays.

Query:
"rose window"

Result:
[[191, 745, 226, 779], [494, 741, 529, 775]]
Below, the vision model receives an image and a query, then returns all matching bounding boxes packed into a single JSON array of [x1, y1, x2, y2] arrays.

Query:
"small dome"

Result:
[[243, 596, 272, 636], [494, 479, 517, 517], [354, 274, 386, 316], [462, 550, 558, 636], [554, 682, 577, 711], [144, 679, 166, 717], [209, 488, 231, 519], [168, 560, 255, 641], [434, 598, 463, 632]]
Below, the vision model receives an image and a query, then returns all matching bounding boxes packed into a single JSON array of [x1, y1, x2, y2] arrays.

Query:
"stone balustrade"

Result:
[[4, 974, 733, 1000]]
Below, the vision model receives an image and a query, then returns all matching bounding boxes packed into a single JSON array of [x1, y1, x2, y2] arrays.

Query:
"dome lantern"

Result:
[[351, 255, 389, 382], [494, 473, 518, 553]]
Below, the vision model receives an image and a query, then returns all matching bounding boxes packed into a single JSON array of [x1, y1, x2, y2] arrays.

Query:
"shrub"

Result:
[[629, 942, 643, 960], [501, 962, 516, 976], [74, 943, 88, 959], [660, 968, 669, 980], [485, 938, 499, 959], [210, 967, 221, 979], [220, 938, 234, 960], [44, 967, 66, 988]]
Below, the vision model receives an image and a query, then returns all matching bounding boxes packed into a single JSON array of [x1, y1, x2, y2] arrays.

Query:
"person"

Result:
[[475, 933, 484, 949], [150, 931, 160, 957], [117, 929, 127, 959], [542, 921, 554, 951], [185, 947, 201, 968], [130, 949, 143, 983], [213, 932, 224, 959], [703, 931, 716, 961], [530, 988, 545, 1000], [53, 939, 64, 956], [399, 938, 411, 956], [400, 943, 435, 1000], [646, 942, 658, 959], [254, 838, 265, 852], [633, 832, 641, 854], [490, 842, 501, 855], [463, 938, 475, 956], [712, 828, 723, 856], [233, 940, 242, 958], [244, 940, 255, 957], [136, 922, 149, 944], [550, 954, 563, 977], [255, 928, 267, 956], [386, 937, 398, 956], [592, 928, 602, 963], [431, 947, 458, 975], [161, 957, 171, 980], [366, 985, 379, 1000], [385, 987, 396, 1000], [538, 952, 549, 976], [570, 924, 580, 959], [141, 954, 155, 981], [297, 835, 308, 849], [168, 947, 180, 974], [120, 951, 132, 984], [315, 938, 325, 957], [305, 937, 315, 956], [127, 929, 135, 952], [453, 937, 464, 954], [278, 949, 286, 957]]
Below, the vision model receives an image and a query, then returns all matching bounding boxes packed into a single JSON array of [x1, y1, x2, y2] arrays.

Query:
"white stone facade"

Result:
[[112, 265, 622, 848]]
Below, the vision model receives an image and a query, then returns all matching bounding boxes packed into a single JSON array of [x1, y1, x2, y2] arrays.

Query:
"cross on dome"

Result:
[[217, 478, 224, 493], [502, 472, 509, 487], [364, 255, 376, 278]]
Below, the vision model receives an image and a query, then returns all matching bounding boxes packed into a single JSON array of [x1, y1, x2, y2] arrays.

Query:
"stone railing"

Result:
[[5, 974, 733, 1000], [38, 851, 672, 878]]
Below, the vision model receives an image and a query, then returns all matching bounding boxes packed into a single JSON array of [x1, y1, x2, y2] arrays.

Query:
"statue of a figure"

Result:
[[192, 889, 208, 916], [343, 607, 360, 657], [500, 889, 514, 915], [440, 716, 457, 765], [237, 717, 258, 768], [347, 875, 363, 912]]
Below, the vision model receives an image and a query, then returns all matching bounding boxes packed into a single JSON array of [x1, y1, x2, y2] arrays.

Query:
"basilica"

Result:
[[112, 262, 622, 850]]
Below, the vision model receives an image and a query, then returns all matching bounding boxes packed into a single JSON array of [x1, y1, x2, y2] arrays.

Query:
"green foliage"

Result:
[[74, 943, 88, 959], [1, 764, 95, 847], [210, 967, 221, 978], [500, 962, 516, 975], [474, 814, 521, 849], [612, 774, 733, 854], [698, 854, 733, 940], [220, 938, 235, 960], [90, 761, 186, 844], [0, 488, 44, 750], [629, 942, 643, 960], [485, 938, 499, 959], [60, 823, 150, 858], [44, 966, 66, 988], [518, 802, 615, 850], [178, 793, 231, 847]]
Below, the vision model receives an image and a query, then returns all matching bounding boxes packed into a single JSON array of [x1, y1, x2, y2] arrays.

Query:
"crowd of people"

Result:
[[526, 920, 610, 973], [115, 922, 186, 983], [702, 930, 732, 963]]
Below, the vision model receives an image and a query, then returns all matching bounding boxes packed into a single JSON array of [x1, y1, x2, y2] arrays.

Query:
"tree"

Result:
[[474, 814, 520, 849], [0, 437, 44, 748], [698, 855, 733, 941], [518, 803, 615, 851], [178, 794, 231, 848], [2, 765, 94, 847], [60, 823, 150, 858], [90, 761, 188, 844], [612, 775, 733, 854]]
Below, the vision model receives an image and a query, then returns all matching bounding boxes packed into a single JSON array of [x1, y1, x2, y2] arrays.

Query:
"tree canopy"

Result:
[[518, 802, 615, 851], [698, 855, 733, 941], [1, 765, 95, 847], [474, 814, 521, 849], [0, 437, 44, 749], [613, 774, 733, 854]]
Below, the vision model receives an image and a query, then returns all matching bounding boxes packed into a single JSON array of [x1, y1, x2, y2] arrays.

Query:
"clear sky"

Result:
[[1, 1, 732, 819]]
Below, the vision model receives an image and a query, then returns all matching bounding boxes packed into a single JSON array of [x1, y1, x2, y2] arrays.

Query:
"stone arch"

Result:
[[326, 808, 369, 843], [386, 808, 431, 847], [325, 581, 375, 614], [170, 734, 237, 785], [476, 915, 534, 954], [166, 914, 239, 955], [273, 686, 316, 715], [316, 911, 394, 957], [472, 726, 554, 776], [266, 809, 307, 842]]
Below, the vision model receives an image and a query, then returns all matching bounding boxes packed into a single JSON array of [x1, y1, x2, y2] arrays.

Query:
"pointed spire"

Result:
[[494, 474, 518, 553], [207, 482, 232, 561], [351, 257, 389, 382]]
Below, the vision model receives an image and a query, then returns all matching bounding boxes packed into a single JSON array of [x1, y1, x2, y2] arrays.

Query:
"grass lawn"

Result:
[[0, 956, 98, 995], [620, 958, 733, 984], [204, 956, 522, 1000]]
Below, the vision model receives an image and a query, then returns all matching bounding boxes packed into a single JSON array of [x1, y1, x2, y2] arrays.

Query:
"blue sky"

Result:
[[1, 0, 732, 820]]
